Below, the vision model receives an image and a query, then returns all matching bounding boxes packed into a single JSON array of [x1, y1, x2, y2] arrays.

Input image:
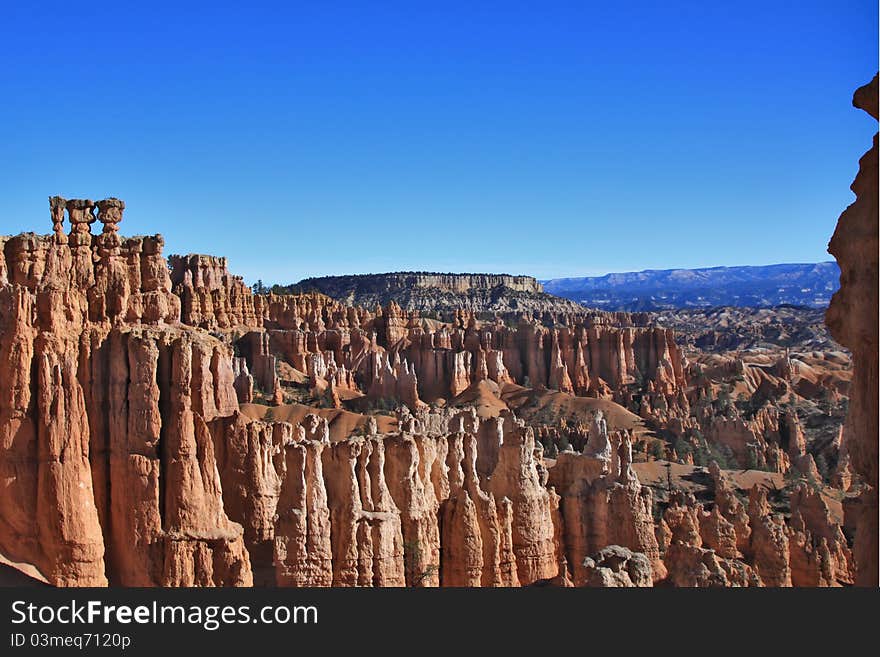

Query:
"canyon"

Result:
[[0, 77, 876, 588]]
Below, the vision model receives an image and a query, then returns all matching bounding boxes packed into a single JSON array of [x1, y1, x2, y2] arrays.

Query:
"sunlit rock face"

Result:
[[826, 74, 878, 587]]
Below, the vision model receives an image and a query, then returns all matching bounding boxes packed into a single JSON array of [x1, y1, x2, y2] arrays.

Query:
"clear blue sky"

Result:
[[1, 1, 876, 285]]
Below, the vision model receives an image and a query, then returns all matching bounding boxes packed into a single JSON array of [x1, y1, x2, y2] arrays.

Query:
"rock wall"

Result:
[[825, 74, 879, 586], [194, 282, 690, 410], [170, 254, 259, 330], [0, 201, 251, 586], [400, 318, 686, 402], [208, 407, 662, 587]]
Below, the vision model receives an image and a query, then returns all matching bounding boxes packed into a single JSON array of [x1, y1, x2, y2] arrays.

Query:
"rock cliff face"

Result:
[[826, 74, 879, 586], [397, 315, 687, 402], [0, 202, 251, 586], [653, 464, 853, 587], [210, 292, 688, 412], [169, 254, 259, 330], [205, 405, 658, 587], [582, 545, 653, 587]]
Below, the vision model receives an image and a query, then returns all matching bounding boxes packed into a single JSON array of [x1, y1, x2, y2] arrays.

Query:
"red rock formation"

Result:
[[170, 254, 259, 330], [273, 427, 333, 586], [699, 506, 739, 559], [365, 351, 422, 409], [210, 412, 286, 584], [663, 542, 760, 587], [486, 425, 557, 584], [0, 205, 251, 587], [376, 301, 409, 347], [788, 483, 853, 586], [105, 328, 251, 587], [709, 462, 752, 555], [704, 407, 790, 473], [322, 437, 406, 586], [660, 490, 762, 587], [549, 448, 664, 584], [383, 433, 441, 586], [825, 74, 879, 586], [746, 486, 791, 587]]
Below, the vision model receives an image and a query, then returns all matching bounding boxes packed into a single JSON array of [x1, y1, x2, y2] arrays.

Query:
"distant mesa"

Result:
[[298, 271, 544, 294], [285, 271, 586, 316]]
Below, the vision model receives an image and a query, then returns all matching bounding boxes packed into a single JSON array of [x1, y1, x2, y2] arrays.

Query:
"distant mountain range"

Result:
[[541, 262, 840, 311]]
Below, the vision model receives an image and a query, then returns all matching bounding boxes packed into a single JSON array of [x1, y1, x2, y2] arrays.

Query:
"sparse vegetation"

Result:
[[649, 441, 665, 460]]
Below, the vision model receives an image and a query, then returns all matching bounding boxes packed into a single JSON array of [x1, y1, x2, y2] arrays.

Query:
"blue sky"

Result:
[[0, 1, 876, 285]]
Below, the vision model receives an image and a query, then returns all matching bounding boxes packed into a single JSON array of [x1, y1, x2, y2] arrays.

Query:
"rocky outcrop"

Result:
[[300, 272, 546, 296], [581, 545, 653, 587], [663, 542, 760, 587], [709, 462, 751, 555], [703, 407, 790, 473], [193, 400, 672, 588], [322, 437, 406, 586], [548, 445, 664, 584], [825, 74, 879, 586], [485, 425, 557, 585], [0, 213, 664, 586], [0, 202, 251, 587], [365, 351, 421, 409], [788, 483, 853, 586], [236, 331, 285, 404], [399, 319, 687, 404], [746, 486, 791, 587], [169, 254, 259, 330], [439, 433, 520, 587], [660, 491, 762, 587], [156, 260, 691, 414], [273, 426, 333, 586], [383, 433, 442, 586], [210, 412, 286, 585]]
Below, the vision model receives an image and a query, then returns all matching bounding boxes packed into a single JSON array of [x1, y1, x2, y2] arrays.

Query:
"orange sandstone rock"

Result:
[[825, 74, 879, 586]]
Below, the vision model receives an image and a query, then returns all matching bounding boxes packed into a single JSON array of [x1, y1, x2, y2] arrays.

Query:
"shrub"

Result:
[[814, 453, 830, 483], [649, 441, 665, 460]]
